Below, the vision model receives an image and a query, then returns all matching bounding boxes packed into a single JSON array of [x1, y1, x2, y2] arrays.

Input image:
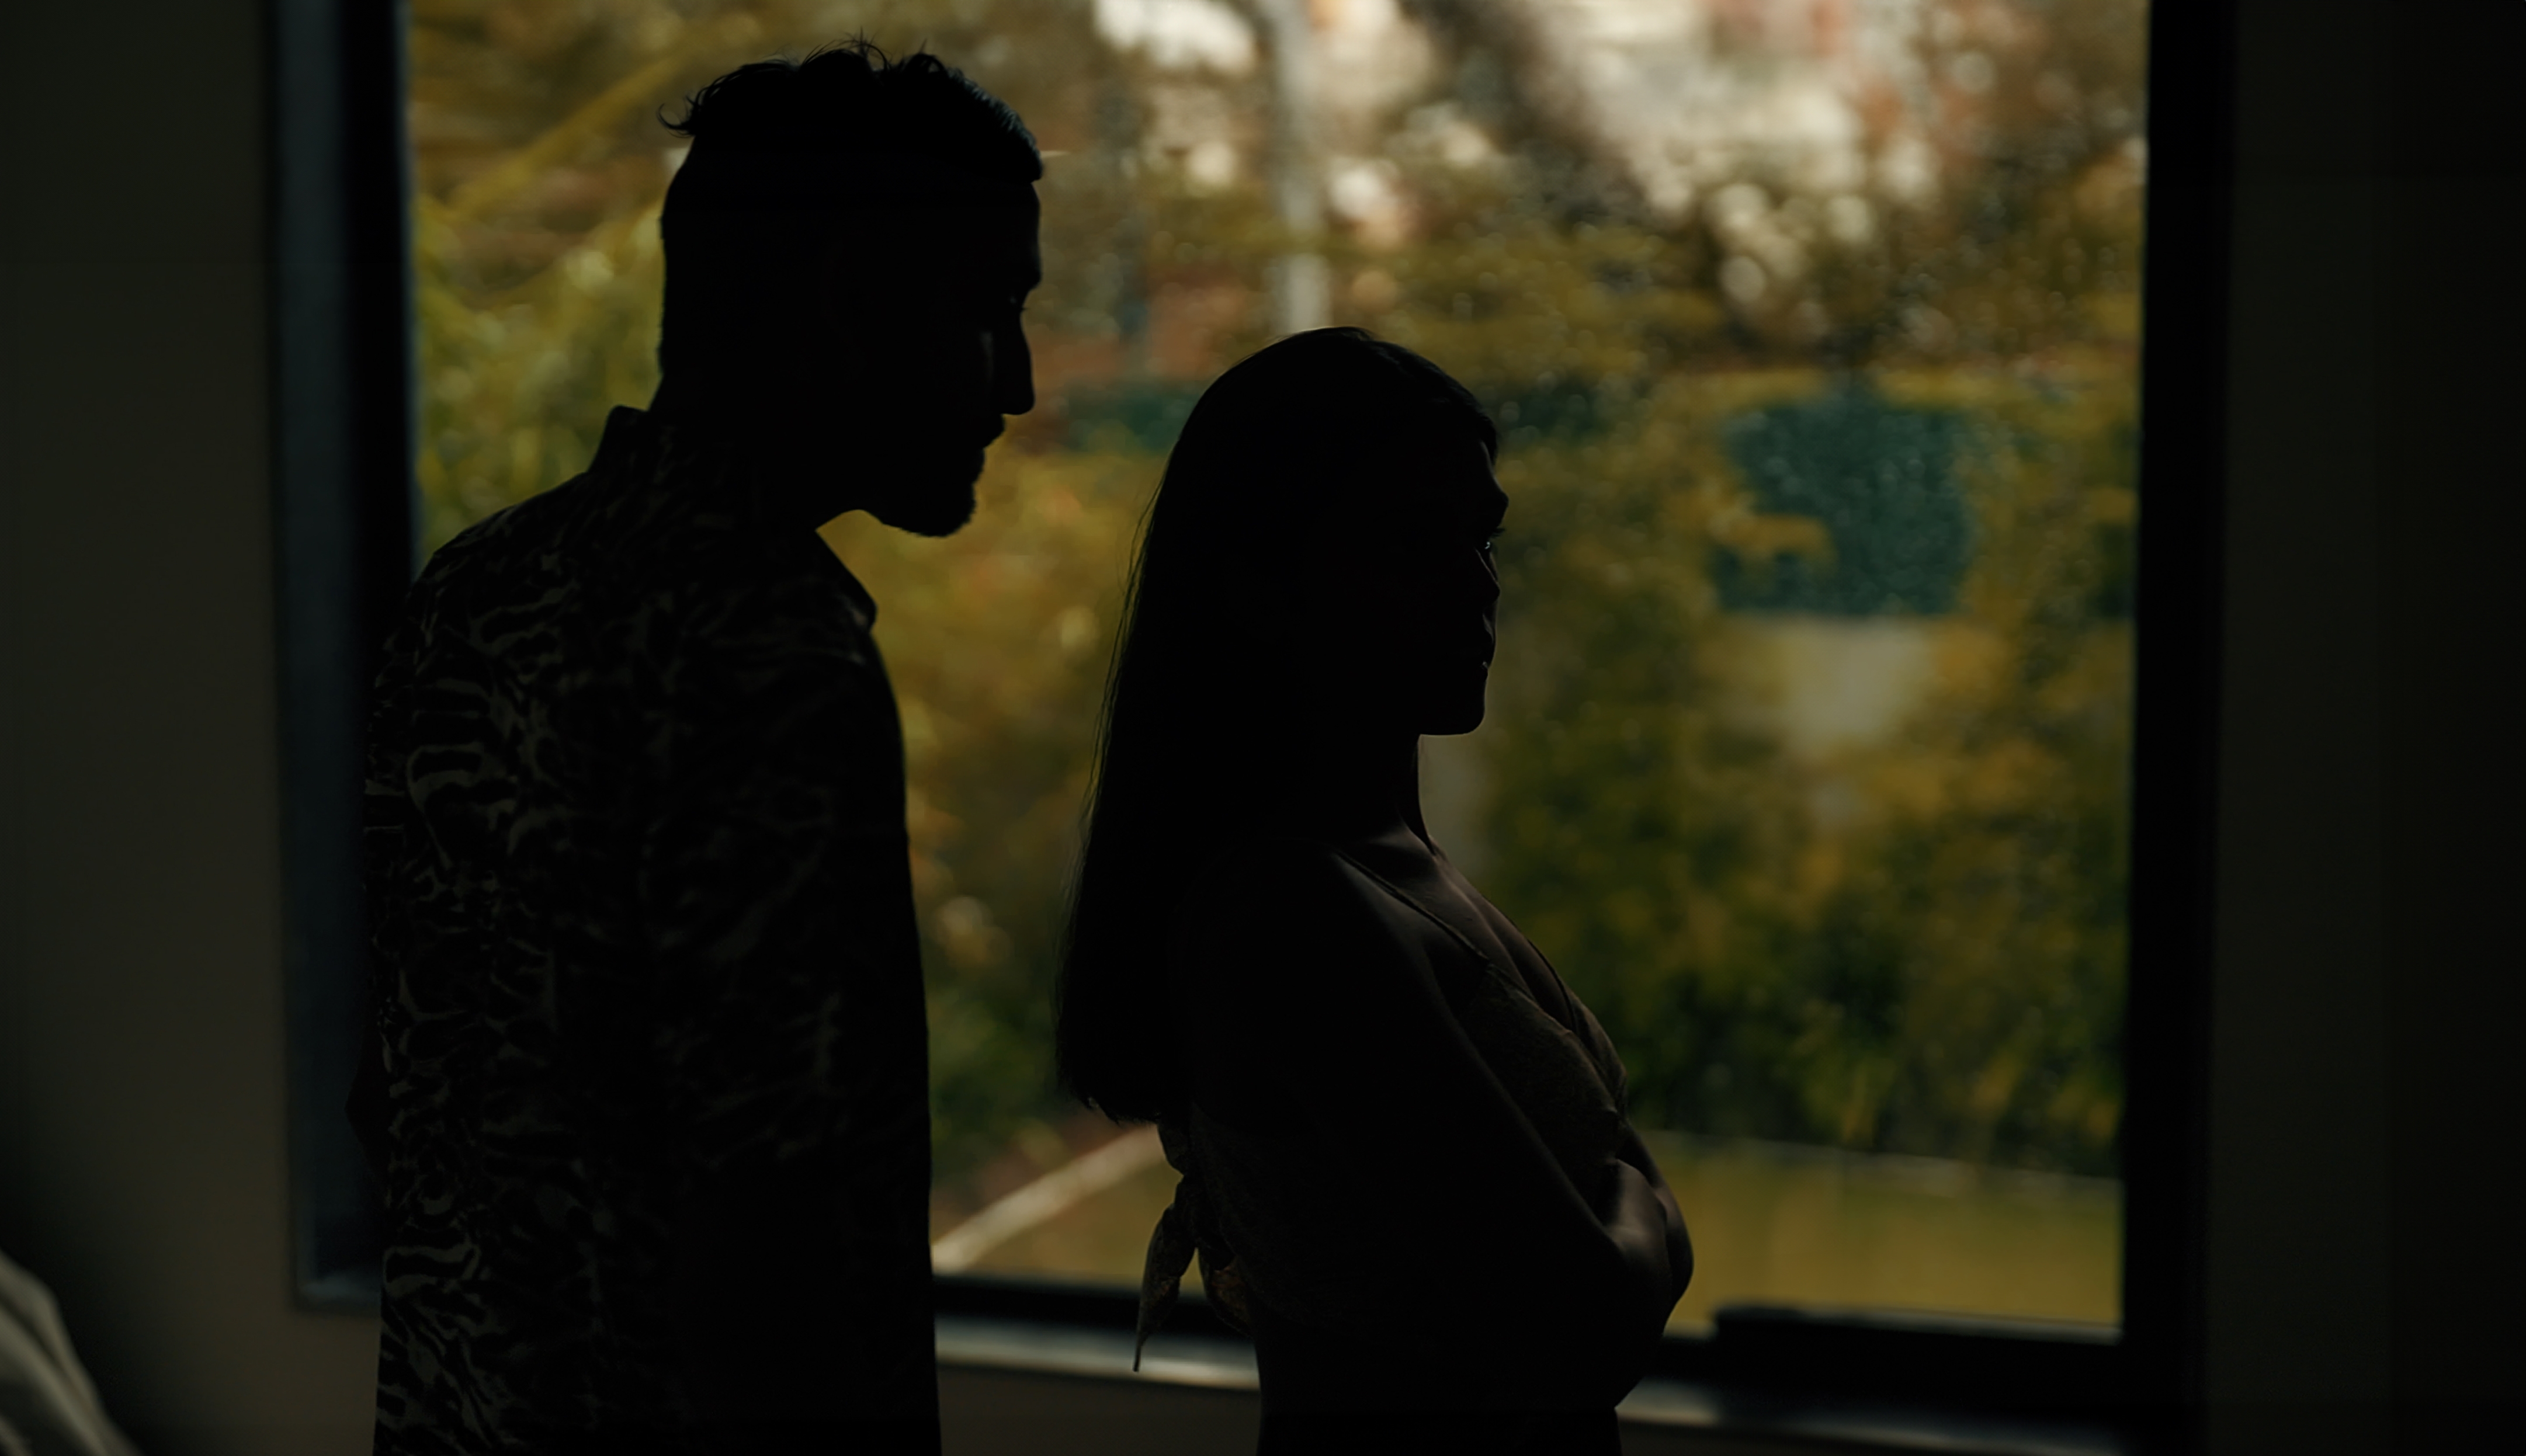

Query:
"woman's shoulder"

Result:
[[1181, 832, 1370, 901], [1166, 833, 1432, 996], [1172, 830, 1437, 933]]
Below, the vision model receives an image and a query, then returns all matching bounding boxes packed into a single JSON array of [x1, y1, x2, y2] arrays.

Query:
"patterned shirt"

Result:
[[359, 407, 937, 1454]]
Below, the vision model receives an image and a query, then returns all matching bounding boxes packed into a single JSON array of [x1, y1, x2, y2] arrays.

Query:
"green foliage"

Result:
[[1479, 374, 1829, 1148], [1479, 364, 2135, 1175]]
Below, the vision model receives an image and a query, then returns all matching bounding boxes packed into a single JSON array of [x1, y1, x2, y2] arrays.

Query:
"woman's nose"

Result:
[[993, 322, 1035, 417]]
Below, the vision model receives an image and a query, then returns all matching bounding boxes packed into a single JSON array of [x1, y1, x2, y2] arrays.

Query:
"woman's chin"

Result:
[[1420, 694, 1488, 738]]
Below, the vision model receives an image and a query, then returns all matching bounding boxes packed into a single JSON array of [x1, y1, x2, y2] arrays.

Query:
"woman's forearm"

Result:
[[1614, 1125, 1694, 1308], [1599, 1160, 1684, 1335]]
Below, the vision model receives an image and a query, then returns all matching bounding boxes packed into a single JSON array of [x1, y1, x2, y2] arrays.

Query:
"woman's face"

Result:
[[1286, 428, 1508, 738]]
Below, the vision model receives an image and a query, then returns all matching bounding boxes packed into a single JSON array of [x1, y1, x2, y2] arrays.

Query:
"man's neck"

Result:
[[646, 377, 866, 528]]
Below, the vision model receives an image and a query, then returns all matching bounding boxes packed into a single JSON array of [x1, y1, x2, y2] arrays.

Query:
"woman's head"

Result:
[[1136, 328, 1505, 735], [1057, 329, 1501, 1120]]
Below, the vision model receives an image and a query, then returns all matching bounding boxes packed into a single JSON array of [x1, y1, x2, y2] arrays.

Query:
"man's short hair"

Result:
[[657, 42, 1040, 382]]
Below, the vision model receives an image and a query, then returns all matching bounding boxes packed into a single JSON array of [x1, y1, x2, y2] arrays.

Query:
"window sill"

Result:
[[935, 1305, 2135, 1456], [939, 1312, 1257, 1392]]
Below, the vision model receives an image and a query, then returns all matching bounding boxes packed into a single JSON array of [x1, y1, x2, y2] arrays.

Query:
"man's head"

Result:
[[659, 43, 1042, 535]]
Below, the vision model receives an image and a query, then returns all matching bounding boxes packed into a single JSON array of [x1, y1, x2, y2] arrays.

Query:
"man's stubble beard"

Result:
[[862, 440, 986, 538]]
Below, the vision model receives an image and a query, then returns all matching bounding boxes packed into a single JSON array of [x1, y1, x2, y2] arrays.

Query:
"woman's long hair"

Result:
[[1055, 328, 1496, 1123]]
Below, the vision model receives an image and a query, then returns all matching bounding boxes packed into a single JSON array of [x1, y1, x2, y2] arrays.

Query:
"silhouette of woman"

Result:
[[1058, 328, 1690, 1452]]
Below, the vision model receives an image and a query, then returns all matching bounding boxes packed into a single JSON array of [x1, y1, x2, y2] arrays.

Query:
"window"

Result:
[[259, 2, 2196, 1422], [394, 0, 2150, 1342]]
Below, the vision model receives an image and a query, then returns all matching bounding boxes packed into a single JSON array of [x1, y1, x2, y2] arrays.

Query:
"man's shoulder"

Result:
[[565, 417, 872, 636], [413, 470, 603, 599], [415, 407, 686, 585], [416, 463, 863, 640]]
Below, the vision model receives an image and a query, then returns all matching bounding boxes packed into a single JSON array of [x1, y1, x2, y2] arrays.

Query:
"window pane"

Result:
[[411, 0, 2143, 1332]]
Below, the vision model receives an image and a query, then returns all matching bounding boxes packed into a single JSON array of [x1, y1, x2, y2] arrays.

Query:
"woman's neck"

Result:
[[1281, 722, 1428, 849]]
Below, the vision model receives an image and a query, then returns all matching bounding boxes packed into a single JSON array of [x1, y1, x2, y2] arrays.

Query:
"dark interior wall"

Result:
[[2199, 3, 2525, 1454], [2369, 3, 2526, 1450], [2202, 1, 2392, 1448], [0, 2, 2517, 1455], [0, 0, 380, 1453]]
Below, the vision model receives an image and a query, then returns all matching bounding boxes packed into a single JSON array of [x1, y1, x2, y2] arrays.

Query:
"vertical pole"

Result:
[[1256, 0, 1330, 335]]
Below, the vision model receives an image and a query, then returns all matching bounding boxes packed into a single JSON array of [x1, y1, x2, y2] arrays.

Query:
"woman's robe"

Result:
[[1137, 828, 1678, 1444]]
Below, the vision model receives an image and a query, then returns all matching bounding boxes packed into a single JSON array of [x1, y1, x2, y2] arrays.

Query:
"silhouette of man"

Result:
[[355, 44, 1039, 1455]]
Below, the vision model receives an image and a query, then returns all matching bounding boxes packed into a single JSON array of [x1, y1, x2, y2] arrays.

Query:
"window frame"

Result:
[[270, 0, 415, 1312], [272, 0, 2237, 1436]]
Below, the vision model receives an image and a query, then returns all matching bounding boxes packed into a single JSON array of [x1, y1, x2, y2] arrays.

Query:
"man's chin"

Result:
[[866, 451, 986, 538]]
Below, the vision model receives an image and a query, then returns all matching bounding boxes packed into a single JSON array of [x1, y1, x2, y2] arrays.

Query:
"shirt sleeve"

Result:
[[634, 539, 928, 1182], [634, 540, 938, 1432]]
